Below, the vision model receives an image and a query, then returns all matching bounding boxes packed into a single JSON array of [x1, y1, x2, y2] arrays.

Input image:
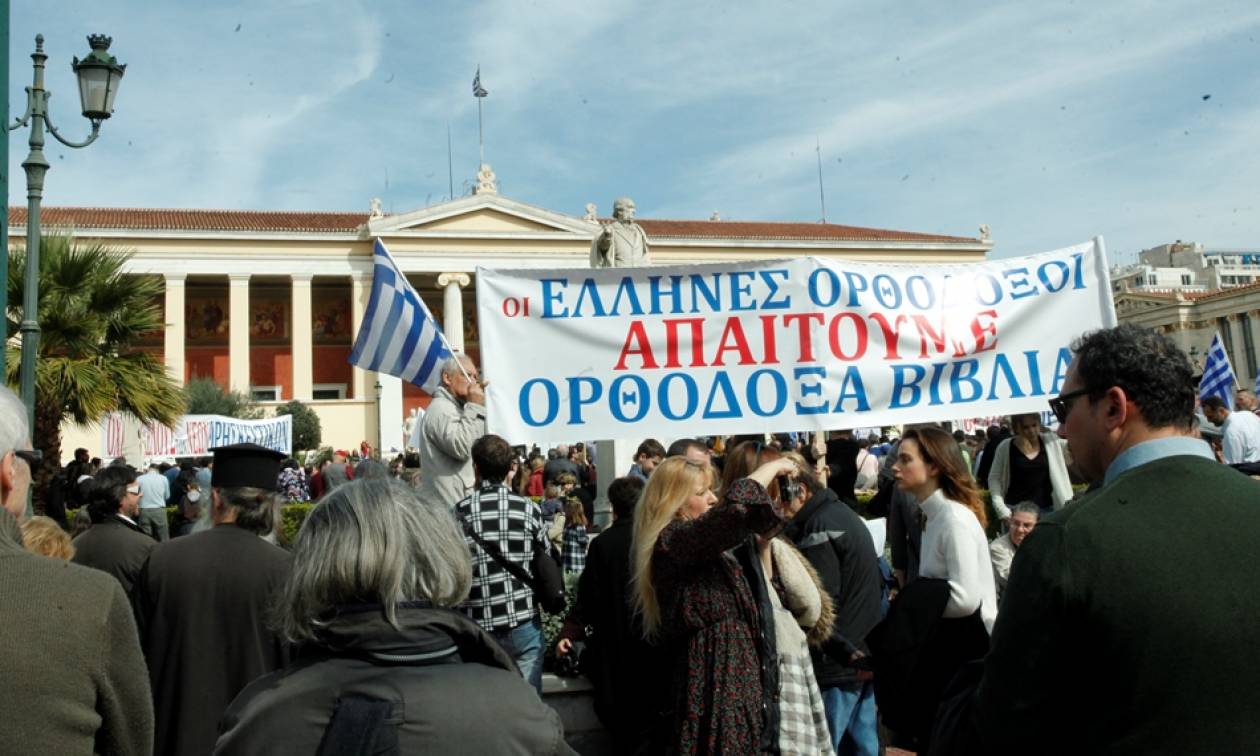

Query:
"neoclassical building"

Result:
[[9, 177, 991, 459]]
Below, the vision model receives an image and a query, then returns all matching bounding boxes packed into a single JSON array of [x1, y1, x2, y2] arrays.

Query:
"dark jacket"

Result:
[[215, 604, 574, 755], [868, 578, 987, 751], [974, 454, 1260, 755], [565, 516, 671, 753], [71, 515, 156, 597], [824, 436, 862, 505], [784, 486, 883, 687]]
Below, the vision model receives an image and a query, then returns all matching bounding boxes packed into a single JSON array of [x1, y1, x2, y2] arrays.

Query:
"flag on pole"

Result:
[[472, 66, 488, 98], [1199, 332, 1235, 409], [350, 240, 453, 393]]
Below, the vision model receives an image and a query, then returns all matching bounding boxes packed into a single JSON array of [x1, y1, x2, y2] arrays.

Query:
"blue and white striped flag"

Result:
[[350, 240, 453, 392], [1199, 332, 1235, 409]]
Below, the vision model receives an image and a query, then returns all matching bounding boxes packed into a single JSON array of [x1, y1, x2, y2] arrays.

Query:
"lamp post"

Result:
[[8, 33, 125, 437], [374, 380, 383, 458]]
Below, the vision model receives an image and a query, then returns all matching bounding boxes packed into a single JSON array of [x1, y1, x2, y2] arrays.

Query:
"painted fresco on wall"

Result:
[[313, 287, 352, 344], [136, 293, 165, 346], [187, 295, 229, 344], [250, 291, 289, 344]]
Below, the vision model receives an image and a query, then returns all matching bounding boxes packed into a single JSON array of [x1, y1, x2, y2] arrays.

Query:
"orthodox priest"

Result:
[[133, 443, 291, 756]]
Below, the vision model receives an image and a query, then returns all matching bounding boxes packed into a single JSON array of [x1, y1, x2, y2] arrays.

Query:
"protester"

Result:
[[526, 455, 546, 496], [853, 438, 880, 492], [276, 458, 310, 502], [134, 443, 292, 756], [988, 502, 1038, 598], [1236, 388, 1260, 414], [973, 424, 1010, 488], [456, 433, 549, 692], [0, 386, 153, 756], [561, 496, 589, 574], [1201, 395, 1260, 464], [883, 441, 923, 588], [987, 413, 1074, 519], [544, 442, 580, 484], [20, 515, 74, 559], [418, 354, 487, 510], [136, 460, 172, 541], [556, 475, 668, 754], [632, 451, 796, 754], [71, 466, 155, 595], [824, 429, 862, 506], [666, 437, 712, 466], [174, 480, 205, 537], [952, 430, 973, 474], [782, 451, 884, 755], [928, 325, 1260, 754], [354, 457, 390, 480], [628, 438, 666, 481], [215, 479, 573, 755], [322, 450, 352, 491]]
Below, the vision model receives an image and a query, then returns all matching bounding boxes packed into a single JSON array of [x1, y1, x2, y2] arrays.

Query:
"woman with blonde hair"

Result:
[[20, 516, 74, 560], [633, 452, 804, 754]]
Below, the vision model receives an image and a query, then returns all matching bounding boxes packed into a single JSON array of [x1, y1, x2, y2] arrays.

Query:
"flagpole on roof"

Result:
[[815, 135, 827, 224], [473, 65, 488, 166]]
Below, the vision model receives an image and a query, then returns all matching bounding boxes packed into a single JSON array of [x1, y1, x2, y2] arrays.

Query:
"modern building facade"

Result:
[[9, 180, 991, 460]]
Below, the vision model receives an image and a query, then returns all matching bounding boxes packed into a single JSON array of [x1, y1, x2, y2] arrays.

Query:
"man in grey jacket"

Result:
[[418, 354, 487, 509]]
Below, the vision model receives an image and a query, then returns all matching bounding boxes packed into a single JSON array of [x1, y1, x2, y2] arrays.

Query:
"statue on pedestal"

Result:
[[590, 196, 650, 268]]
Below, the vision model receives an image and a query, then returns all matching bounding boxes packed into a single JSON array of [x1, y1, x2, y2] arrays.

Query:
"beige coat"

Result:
[[417, 386, 487, 510]]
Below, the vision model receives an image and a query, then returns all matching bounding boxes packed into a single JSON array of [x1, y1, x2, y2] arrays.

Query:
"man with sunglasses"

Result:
[[0, 385, 153, 755], [961, 324, 1260, 755]]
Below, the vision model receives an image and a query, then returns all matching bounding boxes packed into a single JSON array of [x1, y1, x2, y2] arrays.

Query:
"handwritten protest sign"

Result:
[[101, 413, 293, 459], [477, 239, 1115, 442]]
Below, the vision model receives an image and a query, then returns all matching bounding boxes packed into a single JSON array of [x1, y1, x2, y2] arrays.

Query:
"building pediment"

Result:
[[367, 194, 597, 237]]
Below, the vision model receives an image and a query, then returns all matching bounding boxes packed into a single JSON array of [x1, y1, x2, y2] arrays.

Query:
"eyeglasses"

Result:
[[126, 485, 142, 496], [1048, 387, 1092, 424], [13, 448, 42, 471]]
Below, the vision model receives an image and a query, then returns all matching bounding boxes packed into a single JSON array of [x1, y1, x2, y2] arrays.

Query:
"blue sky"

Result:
[[7, 0, 1259, 261]]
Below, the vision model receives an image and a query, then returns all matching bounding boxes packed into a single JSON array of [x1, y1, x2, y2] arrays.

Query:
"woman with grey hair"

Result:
[[215, 479, 574, 755]]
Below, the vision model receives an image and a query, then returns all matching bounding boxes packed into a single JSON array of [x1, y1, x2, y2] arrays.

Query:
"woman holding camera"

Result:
[[632, 449, 811, 755]]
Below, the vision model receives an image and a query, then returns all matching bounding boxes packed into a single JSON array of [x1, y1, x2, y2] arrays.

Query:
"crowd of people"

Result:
[[2, 323, 1260, 755]]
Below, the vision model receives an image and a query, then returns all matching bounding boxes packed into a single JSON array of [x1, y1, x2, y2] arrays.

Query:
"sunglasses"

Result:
[[126, 485, 142, 496], [13, 448, 42, 471], [1048, 387, 1092, 424]]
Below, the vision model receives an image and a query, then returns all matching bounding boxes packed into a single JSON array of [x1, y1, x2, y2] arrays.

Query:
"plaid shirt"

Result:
[[562, 524, 589, 574], [456, 482, 548, 633]]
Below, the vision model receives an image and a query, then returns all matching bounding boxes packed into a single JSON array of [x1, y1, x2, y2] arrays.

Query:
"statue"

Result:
[[369, 197, 383, 219], [590, 196, 650, 268], [979, 224, 991, 241], [583, 203, 598, 222]]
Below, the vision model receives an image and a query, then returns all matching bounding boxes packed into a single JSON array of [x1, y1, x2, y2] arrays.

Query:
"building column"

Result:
[[378, 374, 405, 453], [350, 272, 373, 400], [228, 273, 251, 393], [291, 274, 314, 401], [163, 273, 187, 385], [437, 272, 471, 352]]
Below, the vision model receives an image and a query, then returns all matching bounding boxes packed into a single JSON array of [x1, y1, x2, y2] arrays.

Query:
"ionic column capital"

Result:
[[437, 272, 471, 288]]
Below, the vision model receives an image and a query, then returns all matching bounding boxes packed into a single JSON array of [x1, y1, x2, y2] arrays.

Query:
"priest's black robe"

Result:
[[134, 524, 291, 756]]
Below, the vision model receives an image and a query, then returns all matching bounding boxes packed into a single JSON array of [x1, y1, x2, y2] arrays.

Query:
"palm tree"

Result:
[[6, 232, 185, 511]]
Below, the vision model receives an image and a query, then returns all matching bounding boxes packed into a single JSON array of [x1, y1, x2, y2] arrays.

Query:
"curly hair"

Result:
[[1071, 324, 1195, 429]]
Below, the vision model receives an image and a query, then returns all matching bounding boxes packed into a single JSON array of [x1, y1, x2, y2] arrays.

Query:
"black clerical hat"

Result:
[[210, 443, 285, 490]]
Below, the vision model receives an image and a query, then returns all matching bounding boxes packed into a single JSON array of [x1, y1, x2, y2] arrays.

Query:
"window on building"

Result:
[[1242, 314, 1258, 378], [251, 386, 282, 402], [1181, 274, 1193, 285], [312, 383, 347, 400], [1218, 317, 1237, 369], [1147, 275, 1158, 286]]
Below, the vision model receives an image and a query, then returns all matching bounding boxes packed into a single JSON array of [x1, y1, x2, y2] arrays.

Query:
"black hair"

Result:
[[87, 465, 137, 523], [1201, 396, 1227, 412], [1071, 324, 1195, 429], [472, 434, 515, 484], [635, 438, 666, 460], [608, 475, 645, 520]]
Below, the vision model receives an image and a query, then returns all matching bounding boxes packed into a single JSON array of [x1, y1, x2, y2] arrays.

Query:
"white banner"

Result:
[[477, 239, 1116, 443], [100, 413, 293, 460]]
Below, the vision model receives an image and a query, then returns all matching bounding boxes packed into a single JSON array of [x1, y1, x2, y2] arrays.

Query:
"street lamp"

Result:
[[8, 34, 125, 436], [374, 380, 383, 457]]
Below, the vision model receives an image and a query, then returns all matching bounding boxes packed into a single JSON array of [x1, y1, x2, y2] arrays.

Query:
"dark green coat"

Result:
[[977, 454, 1260, 754]]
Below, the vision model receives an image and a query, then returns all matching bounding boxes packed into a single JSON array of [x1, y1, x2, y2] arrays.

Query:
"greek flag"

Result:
[[350, 240, 453, 392], [1199, 332, 1235, 409], [472, 66, 488, 98]]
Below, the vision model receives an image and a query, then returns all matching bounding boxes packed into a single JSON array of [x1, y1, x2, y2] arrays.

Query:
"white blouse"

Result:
[[918, 489, 998, 633]]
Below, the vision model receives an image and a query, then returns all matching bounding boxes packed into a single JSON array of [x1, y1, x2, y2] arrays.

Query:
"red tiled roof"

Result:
[[7, 206, 981, 243], [637, 218, 979, 244], [8, 206, 368, 233]]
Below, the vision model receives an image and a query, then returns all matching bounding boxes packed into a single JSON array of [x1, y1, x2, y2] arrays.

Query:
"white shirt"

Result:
[[918, 489, 999, 633], [1221, 410, 1260, 464], [136, 470, 170, 510]]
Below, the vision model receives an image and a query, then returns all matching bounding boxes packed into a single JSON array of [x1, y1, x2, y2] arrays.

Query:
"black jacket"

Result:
[[215, 604, 574, 755], [784, 487, 883, 688], [71, 516, 155, 597]]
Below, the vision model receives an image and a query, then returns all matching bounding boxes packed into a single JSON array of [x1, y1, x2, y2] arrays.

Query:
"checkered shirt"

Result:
[[562, 524, 588, 574], [456, 483, 548, 633]]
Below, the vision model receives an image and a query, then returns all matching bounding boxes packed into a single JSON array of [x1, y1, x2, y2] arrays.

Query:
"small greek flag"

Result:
[[472, 66, 488, 98], [350, 240, 453, 393], [1199, 332, 1235, 409]]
